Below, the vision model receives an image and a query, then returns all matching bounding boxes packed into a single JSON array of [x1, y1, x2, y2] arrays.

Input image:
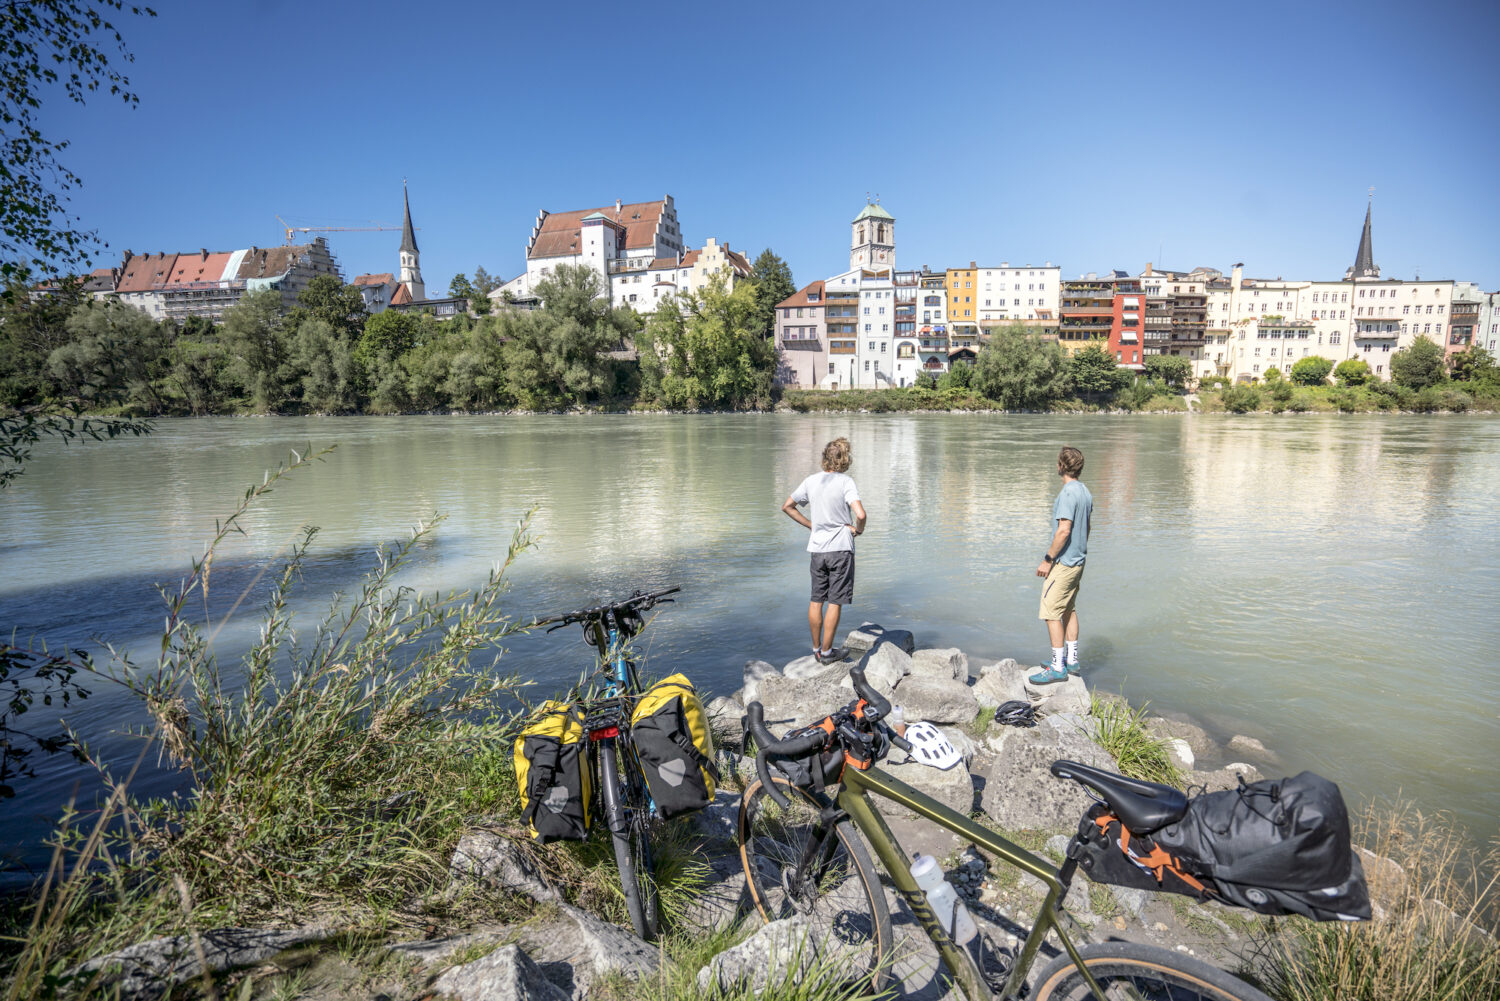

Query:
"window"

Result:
[[828, 363, 834, 374], [1437, 305, 1445, 315], [867, 340, 874, 350], [1331, 332, 1341, 344], [880, 342, 887, 353], [864, 361, 870, 371], [864, 325, 871, 333]]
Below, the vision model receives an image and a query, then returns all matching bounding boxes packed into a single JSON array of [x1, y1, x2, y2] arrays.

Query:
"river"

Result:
[[2, 413, 1497, 880]]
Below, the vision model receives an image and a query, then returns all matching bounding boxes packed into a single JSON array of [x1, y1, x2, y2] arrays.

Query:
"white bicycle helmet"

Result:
[[904, 721, 962, 770]]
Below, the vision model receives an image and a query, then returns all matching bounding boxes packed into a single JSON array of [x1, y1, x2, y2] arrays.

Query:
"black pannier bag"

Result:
[[513, 701, 593, 843], [1070, 771, 1371, 922], [630, 674, 720, 819]]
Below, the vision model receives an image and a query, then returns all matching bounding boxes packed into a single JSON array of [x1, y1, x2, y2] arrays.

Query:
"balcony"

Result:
[[829, 341, 857, 354], [780, 338, 823, 352]]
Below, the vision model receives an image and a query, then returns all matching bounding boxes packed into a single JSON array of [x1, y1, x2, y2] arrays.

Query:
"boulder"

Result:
[[1144, 715, 1216, 758], [1164, 737, 1195, 772], [1021, 670, 1091, 716], [892, 676, 979, 725], [695, 914, 857, 995], [879, 756, 975, 820], [519, 903, 666, 999], [755, 673, 849, 734], [77, 927, 331, 1000], [981, 717, 1115, 832], [1414, 897, 1496, 950], [843, 623, 915, 657], [839, 642, 909, 694], [685, 867, 751, 935], [449, 828, 559, 903], [1188, 763, 1264, 793], [938, 726, 978, 766], [784, 654, 843, 681], [742, 659, 780, 705], [910, 648, 968, 682], [434, 944, 570, 1001], [1226, 734, 1279, 763], [1355, 847, 1407, 908], [689, 789, 742, 845], [706, 696, 744, 738], [973, 660, 1027, 707]]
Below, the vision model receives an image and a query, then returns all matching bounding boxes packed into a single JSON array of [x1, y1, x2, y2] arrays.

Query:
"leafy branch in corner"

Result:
[[0, 405, 153, 488]]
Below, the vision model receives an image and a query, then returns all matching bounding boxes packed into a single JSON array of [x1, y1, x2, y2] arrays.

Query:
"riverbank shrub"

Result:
[[1290, 356, 1334, 386], [1223, 384, 1261, 413], [1391, 336, 1447, 390], [1335, 358, 1372, 386], [973, 324, 1071, 410]]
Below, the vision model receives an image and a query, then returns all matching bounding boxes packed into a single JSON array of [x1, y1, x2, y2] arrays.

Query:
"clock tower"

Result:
[[850, 199, 895, 272]]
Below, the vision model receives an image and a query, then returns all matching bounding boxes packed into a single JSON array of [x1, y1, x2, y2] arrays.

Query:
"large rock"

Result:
[[755, 673, 849, 733], [843, 623, 915, 657], [1355, 847, 1407, 908], [973, 659, 1027, 707], [981, 716, 1115, 832], [695, 914, 858, 995], [910, 647, 968, 682], [449, 828, 559, 902], [839, 643, 908, 695], [742, 659, 781, 705], [519, 903, 666, 999], [706, 696, 744, 737], [685, 856, 752, 935], [77, 927, 331, 1000], [434, 944, 570, 1001], [1144, 715, 1216, 758], [1188, 763, 1264, 793], [1163, 738, 1195, 772], [1227, 734, 1279, 763], [1021, 670, 1091, 716], [784, 654, 843, 681], [879, 756, 976, 820], [891, 676, 978, 725]]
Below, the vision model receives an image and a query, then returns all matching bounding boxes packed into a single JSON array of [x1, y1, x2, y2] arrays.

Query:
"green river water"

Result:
[[2, 413, 1497, 879]]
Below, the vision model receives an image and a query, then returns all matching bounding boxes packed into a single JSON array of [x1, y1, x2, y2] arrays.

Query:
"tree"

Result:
[[1222, 384, 1261, 413], [361, 309, 421, 360], [503, 265, 635, 408], [294, 275, 367, 340], [1069, 342, 1131, 399], [1334, 358, 1371, 386], [1390, 335, 1446, 390], [1142, 354, 1192, 390], [750, 249, 796, 339], [972, 324, 1071, 410], [0, 277, 91, 404], [1263, 366, 1283, 383], [469, 266, 500, 316], [1290, 355, 1334, 386], [169, 337, 230, 415], [290, 318, 357, 412], [1447, 343, 1496, 384], [48, 299, 168, 411], [638, 274, 775, 409], [218, 288, 293, 410], [449, 273, 476, 300], [1, 2, 157, 288]]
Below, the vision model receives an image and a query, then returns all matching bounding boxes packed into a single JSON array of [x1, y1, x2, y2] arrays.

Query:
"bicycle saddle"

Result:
[[1050, 759, 1189, 834]]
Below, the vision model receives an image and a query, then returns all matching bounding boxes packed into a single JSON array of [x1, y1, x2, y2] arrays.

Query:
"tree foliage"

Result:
[[1069, 342, 1131, 398], [292, 275, 367, 341], [973, 324, 1071, 409], [639, 274, 775, 409], [1446, 343, 1496, 385], [1334, 358, 1372, 386], [750, 249, 796, 338], [1142, 354, 1192, 389], [1390, 336, 1446, 390], [1, 2, 157, 287], [1290, 355, 1334, 386], [503, 265, 636, 409], [218, 288, 293, 410]]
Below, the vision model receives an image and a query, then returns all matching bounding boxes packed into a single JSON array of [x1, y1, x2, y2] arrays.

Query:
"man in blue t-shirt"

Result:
[[1030, 446, 1093, 685]]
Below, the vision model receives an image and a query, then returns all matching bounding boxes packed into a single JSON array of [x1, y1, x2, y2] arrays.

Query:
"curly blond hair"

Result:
[[822, 437, 852, 473]]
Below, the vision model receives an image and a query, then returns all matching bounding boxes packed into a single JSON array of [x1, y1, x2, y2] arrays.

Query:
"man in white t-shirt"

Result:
[[781, 436, 868, 664]]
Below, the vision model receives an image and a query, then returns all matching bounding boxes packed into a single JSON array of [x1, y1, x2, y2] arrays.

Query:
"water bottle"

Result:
[[889, 704, 906, 738], [910, 854, 982, 970]]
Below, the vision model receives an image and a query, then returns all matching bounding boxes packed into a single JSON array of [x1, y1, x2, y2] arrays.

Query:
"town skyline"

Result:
[[38, 0, 1500, 293]]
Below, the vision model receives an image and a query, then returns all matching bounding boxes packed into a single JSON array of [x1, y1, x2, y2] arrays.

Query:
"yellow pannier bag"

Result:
[[514, 700, 592, 842], [630, 674, 719, 818]]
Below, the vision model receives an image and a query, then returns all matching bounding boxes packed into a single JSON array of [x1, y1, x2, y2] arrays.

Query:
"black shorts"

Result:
[[810, 551, 854, 605]]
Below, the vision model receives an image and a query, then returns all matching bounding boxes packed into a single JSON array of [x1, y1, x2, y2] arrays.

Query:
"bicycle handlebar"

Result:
[[532, 585, 681, 631]]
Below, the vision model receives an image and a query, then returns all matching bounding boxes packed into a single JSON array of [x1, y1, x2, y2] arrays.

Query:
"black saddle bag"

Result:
[[1069, 771, 1371, 922]]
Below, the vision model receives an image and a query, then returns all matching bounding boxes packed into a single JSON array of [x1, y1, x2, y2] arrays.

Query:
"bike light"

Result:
[[590, 726, 620, 740]]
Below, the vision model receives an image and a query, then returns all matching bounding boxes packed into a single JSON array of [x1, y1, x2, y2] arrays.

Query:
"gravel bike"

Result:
[[533, 585, 679, 941], [739, 666, 1274, 1001]]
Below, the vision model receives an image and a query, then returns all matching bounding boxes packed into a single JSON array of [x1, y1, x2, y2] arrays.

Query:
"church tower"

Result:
[[1343, 197, 1379, 281], [398, 181, 426, 301], [850, 199, 895, 272]]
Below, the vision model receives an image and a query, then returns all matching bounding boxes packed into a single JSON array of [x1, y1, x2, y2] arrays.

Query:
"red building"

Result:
[[1107, 275, 1145, 369]]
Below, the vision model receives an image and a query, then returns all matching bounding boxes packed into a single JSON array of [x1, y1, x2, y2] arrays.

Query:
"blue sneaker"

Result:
[[1028, 665, 1070, 685], [1065, 661, 1081, 676]]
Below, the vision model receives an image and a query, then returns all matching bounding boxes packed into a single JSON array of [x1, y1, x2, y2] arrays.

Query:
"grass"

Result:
[[1087, 691, 1185, 788], [1255, 802, 1499, 1001], [972, 704, 996, 738]]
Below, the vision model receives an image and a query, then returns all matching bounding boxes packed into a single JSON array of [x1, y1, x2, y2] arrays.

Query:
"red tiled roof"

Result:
[[528, 200, 666, 260], [648, 256, 682, 270], [164, 252, 232, 286], [390, 283, 412, 305], [776, 280, 825, 310], [352, 273, 395, 286], [116, 252, 179, 293]]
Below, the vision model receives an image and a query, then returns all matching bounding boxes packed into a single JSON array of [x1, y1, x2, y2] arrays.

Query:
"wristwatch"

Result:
[[1042, 553, 1055, 564]]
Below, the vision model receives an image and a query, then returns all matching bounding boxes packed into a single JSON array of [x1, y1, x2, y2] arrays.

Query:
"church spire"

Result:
[[398, 180, 425, 301], [400, 180, 419, 255], [1344, 195, 1379, 280]]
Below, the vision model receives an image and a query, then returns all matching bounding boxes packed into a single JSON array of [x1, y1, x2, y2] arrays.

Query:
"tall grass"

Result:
[[1088, 692, 1184, 788], [1258, 803, 1499, 1001]]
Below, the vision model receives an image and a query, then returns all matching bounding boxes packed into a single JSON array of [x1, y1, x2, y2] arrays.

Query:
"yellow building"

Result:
[[946, 263, 977, 324]]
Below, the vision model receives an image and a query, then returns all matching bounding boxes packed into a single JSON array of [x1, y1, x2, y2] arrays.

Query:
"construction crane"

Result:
[[275, 215, 419, 246]]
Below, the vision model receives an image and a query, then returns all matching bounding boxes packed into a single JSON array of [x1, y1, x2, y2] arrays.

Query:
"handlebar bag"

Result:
[[514, 701, 593, 842], [630, 674, 720, 819]]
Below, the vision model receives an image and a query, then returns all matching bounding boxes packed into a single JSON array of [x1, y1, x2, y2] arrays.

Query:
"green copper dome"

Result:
[[853, 202, 894, 222]]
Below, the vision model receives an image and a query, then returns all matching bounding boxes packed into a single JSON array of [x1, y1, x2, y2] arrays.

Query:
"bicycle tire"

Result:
[[738, 775, 892, 991], [1030, 940, 1274, 1001], [598, 739, 659, 940]]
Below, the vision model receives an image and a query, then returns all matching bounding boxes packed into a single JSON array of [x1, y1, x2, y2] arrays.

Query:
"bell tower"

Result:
[[398, 180, 426, 301], [850, 198, 895, 272]]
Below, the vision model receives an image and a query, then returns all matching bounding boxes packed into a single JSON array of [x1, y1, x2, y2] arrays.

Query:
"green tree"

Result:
[[938, 362, 974, 391], [1447, 343, 1496, 384], [504, 264, 635, 408], [973, 324, 1071, 410], [1333, 358, 1372, 386], [49, 299, 168, 411], [0, 277, 91, 404], [1390, 335, 1446, 390], [293, 275, 367, 340], [1, 2, 157, 288], [219, 288, 293, 410], [749, 249, 796, 338], [169, 337, 230, 415], [448, 273, 476, 300], [1142, 354, 1192, 390], [469, 266, 500, 316], [1289, 355, 1334, 386], [289, 318, 357, 412], [639, 275, 775, 409], [1222, 383, 1261, 413], [360, 309, 421, 360], [1069, 342, 1131, 399], [1263, 366, 1283, 383]]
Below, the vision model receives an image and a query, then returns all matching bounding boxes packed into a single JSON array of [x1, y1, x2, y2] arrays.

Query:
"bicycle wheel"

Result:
[[1031, 940, 1274, 1001], [598, 739, 659, 940], [739, 775, 892, 990]]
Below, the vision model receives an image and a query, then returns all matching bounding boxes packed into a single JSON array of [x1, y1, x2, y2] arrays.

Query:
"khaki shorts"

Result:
[[1038, 562, 1084, 620]]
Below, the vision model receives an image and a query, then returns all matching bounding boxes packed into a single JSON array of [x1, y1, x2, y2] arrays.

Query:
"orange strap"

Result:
[[1095, 814, 1209, 895]]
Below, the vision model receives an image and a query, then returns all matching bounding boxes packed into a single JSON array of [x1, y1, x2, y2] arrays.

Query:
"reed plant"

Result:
[[1087, 692, 1184, 788]]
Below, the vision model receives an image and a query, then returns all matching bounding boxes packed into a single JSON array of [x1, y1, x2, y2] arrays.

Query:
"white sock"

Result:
[[1065, 640, 1079, 665], [1051, 647, 1065, 672]]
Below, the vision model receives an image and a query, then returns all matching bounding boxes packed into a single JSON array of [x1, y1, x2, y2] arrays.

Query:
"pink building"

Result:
[[774, 280, 829, 388]]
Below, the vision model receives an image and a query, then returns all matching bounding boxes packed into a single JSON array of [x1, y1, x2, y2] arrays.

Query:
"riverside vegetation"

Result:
[[1, 456, 1495, 1000], [8, 267, 1497, 421]]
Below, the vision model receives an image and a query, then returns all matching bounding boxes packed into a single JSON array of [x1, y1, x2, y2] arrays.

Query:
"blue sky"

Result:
[[43, 0, 1500, 293]]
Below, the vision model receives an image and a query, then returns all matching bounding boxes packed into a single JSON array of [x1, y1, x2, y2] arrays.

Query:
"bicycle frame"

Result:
[[832, 764, 1108, 1001], [586, 619, 655, 816]]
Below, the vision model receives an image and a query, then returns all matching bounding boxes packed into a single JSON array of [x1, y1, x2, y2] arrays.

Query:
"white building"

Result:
[[517, 196, 685, 303], [976, 263, 1060, 325]]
